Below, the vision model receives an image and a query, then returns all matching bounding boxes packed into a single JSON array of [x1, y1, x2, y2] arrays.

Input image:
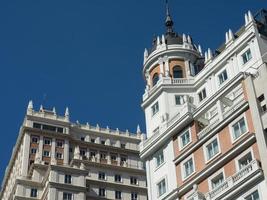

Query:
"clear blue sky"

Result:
[[0, 0, 265, 184]]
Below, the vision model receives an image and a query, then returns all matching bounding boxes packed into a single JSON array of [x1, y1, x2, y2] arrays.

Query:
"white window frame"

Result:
[[181, 155, 195, 181], [175, 95, 185, 106], [56, 152, 63, 159], [63, 192, 73, 200], [151, 101, 159, 117], [208, 168, 225, 191], [156, 176, 168, 197], [242, 186, 261, 200], [203, 135, 221, 163], [98, 188, 106, 197], [241, 48, 252, 65], [154, 149, 165, 170], [98, 171, 107, 181], [229, 113, 249, 143], [234, 147, 254, 171], [217, 68, 229, 86], [44, 138, 52, 145], [197, 87, 207, 103], [43, 150, 50, 157], [178, 128, 192, 151]]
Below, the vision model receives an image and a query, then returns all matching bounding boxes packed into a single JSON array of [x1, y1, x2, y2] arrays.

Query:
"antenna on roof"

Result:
[[165, 0, 174, 35]]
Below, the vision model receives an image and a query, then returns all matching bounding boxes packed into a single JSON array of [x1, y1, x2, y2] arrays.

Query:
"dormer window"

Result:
[[152, 73, 159, 86], [173, 66, 183, 78]]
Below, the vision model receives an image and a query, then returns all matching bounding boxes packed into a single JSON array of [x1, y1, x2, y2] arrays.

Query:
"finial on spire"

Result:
[[165, 0, 174, 35], [27, 100, 33, 110]]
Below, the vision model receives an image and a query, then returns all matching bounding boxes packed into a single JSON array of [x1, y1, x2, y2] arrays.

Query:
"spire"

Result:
[[165, 0, 174, 35]]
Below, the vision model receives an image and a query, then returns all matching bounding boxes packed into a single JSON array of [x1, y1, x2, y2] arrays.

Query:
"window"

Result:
[[257, 94, 266, 113], [115, 191, 122, 199], [130, 177, 138, 185], [218, 69, 228, 85], [43, 151, 50, 157], [151, 102, 159, 116], [100, 152, 107, 160], [80, 137, 85, 141], [121, 143, 126, 149], [245, 190, 259, 200], [198, 88, 207, 102], [43, 124, 57, 132], [31, 136, 39, 143], [80, 148, 86, 156], [101, 140, 105, 145], [173, 66, 183, 78], [44, 138, 51, 145], [90, 151, 96, 157], [232, 117, 247, 140], [99, 188, 105, 197], [175, 95, 184, 105], [91, 138, 95, 143], [56, 140, 63, 147], [30, 188, 37, 197], [98, 172, 106, 180], [155, 150, 164, 167], [115, 174, 122, 182], [31, 148, 37, 154], [157, 179, 166, 197], [238, 152, 252, 169], [131, 192, 138, 200], [242, 49, 252, 64], [205, 138, 219, 161], [57, 127, 64, 133], [121, 156, 127, 163], [183, 157, 194, 179], [210, 173, 224, 189], [64, 174, 72, 184], [33, 123, 41, 129], [152, 73, 159, 86], [63, 192, 72, 200], [179, 130, 191, 149], [111, 154, 117, 161], [56, 152, 63, 159]]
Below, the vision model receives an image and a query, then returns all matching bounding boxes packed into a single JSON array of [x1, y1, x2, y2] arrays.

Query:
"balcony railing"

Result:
[[197, 118, 220, 139], [205, 160, 261, 200], [172, 78, 195, 84]]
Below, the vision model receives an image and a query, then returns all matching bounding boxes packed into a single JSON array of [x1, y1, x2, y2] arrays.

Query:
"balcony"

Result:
[[205, 160, 261, 200], [261, 110, 267, 130], [143, 77, 195, 100]]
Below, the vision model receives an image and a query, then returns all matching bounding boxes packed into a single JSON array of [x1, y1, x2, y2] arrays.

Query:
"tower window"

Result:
[[151, 102, 159, 116], [218, 69, 228, 85], [198, 88, 207, 102], [242, 49, 252, 64], [152, 73, 159, 86], [30, 188, 37, 197], [173, 66, 183, 78]]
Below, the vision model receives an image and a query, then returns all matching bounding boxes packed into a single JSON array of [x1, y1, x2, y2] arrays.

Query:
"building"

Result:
[[139, 5, 267, 200], [0, 103, 147, 200]]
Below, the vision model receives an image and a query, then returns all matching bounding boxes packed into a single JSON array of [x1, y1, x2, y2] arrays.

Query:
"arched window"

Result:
[[152, 73, 159, 86], [173, 66, 183, 78]]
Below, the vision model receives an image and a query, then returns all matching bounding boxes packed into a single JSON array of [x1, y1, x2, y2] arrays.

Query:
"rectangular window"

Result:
[[80, 148, 86, 156], [115, 174, 122, 182], [57, 127, 64, 133], [98, 172, 106, 180], [245, 190, 259, 200], [198, 88, 207, 102], [157, 179, 166, 197], [33, 123, 42, 129], [64, 174, 72, 184], [63, 192, 72, 200], [206, 138, 219, 160], [43, 124, 57, 132], [31, 148, 37, 154], [151, 102, 159, 116], [30, 188, 37, 197], [56, 152, 63, 159], [91, 138, 95, 143], [99, 188, 105, 197], [100, 152, 107, 160], [238, 152, 253, 169], [130, 177, 138, 185], [179, 130, 191, 149], [155, 150, 164, 167], [232, 117, 247, 140], [43, 151, 50, 157], [90, 151, 96, 157], [183, 158, 194, 178], [44, 138, 51, 145], [31, 136, 39, 143], [131, 192, 138, 200], [115, 191, 122, 199], [175, 95, 184, 105], [211, 173, 224, 189], [242, 49, 252, 64], [56, 140, 63, 147], [111, 154, 117, 161], [121, 143, 126, 149], [101, 140, 105, 145], [218, 69, 228, 85]]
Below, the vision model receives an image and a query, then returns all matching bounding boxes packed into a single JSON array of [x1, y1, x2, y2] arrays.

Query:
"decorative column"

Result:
[[158, 57, 164, 78], [216, 100, 224, 121], [21, 133, 30, 177], [163, 56, 170, 77], [117, 154, 121, 166], [74, 145, 80, 160], [107, 152, 111, 164], [51, 138, 56, 160], [38, 135, 44, 159], [63, 139, 69, 165]]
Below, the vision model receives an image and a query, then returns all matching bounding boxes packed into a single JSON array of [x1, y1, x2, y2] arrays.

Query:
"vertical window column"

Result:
[[21, 133, 31, 177], [216, 100, 224, 121], [63, 139, 69, 165], [158, 57, 164, 79], [96, 150, 100, 162], [107, 152, 111, 164], [163, 57, 170, 77], [38, 135, 44, 160], [117, 154, 121, 166], [51, 138, 56, 160]]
